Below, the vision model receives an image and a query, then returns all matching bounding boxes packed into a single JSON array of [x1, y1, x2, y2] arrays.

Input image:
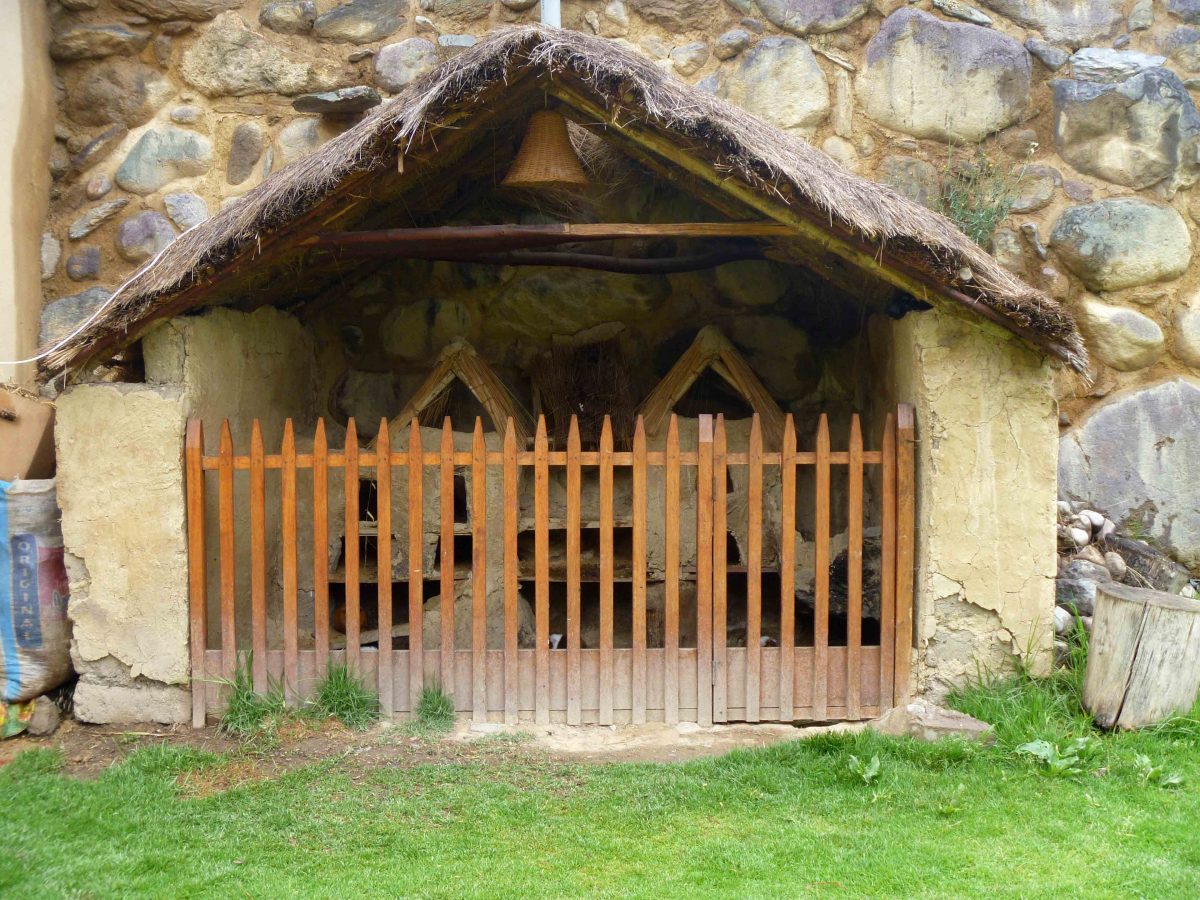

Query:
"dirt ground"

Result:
[[0, 716, 862, 786]]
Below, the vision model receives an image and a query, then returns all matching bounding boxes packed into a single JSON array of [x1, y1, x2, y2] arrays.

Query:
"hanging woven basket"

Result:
[[501, 110, 590, 190]]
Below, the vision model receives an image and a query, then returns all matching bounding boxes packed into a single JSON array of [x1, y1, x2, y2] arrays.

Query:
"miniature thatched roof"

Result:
[[42, 25, 1085, 376]]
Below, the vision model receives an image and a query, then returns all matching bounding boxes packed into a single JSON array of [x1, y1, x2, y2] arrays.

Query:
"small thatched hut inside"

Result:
[[45, 27, 1082, 727]]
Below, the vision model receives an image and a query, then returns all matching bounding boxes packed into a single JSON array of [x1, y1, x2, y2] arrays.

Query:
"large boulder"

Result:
[[1051, 68, 1200, 194], [112, 0, 241, 19], [626, 0, 720, 30], [1077, 297, 1165, 372], [313, 0, 405, 43], [1059, 379, 1200, 569], [1049, 199, 1192, 291], [856, 9, 1030, 142], [40, 288, 112, 347], [374, 38, 438, 93], [114, 126, 213, 195], [62, 59, 170, 128], [718, 37, 830, 132], [976, 0, 1123, 46], [754, 0, 870, 35], [180, 12, 319, 96]]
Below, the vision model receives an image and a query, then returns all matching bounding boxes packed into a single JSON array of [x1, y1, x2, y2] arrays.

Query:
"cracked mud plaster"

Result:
[[891, 304, 1058, 694], [55, 309, 319, 722]]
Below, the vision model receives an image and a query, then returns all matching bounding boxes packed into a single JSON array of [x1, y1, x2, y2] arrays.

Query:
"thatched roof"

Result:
[[43, 25, 1085, 375]]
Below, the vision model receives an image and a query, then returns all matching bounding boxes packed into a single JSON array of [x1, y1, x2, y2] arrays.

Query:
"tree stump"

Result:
[[1082, 583, 1200, 730]]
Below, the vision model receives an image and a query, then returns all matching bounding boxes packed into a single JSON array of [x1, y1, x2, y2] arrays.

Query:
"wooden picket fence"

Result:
[[185, 406, 915, 727]]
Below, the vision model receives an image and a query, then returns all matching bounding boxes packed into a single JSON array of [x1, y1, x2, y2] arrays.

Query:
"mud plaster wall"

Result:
[[891, 305, 1058, 698], [56, 382, 192, 724], [144, 306, 320, 650], [54, 308, 316, 723]]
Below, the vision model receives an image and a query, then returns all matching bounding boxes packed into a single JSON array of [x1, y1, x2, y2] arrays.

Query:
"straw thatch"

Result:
[[42, 25, 1085, 375]]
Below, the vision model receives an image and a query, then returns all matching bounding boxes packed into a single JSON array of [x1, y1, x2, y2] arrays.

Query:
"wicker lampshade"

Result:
[[501, 110, 590, 190]]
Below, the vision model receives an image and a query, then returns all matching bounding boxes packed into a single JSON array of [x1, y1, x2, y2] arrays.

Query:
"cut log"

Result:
[[1082, 583, 1200, 730]]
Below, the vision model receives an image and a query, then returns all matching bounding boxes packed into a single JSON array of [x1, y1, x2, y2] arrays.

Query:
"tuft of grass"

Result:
[[402, 684, 456, 737], [310, 664, 379, 731], [940, 144, 1027, 247], [218, 661, 291, 749]]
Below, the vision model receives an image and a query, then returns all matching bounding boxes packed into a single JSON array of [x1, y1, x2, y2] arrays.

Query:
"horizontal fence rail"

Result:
[[185, 408, 916, 728]]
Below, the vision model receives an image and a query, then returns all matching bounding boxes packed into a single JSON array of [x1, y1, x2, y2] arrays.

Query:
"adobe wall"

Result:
[[891, 304, 1059, 697], [57, 307, 315, 723]]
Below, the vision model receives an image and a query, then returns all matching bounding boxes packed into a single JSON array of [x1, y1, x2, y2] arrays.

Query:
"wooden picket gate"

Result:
[[185, 407, 915, 727]]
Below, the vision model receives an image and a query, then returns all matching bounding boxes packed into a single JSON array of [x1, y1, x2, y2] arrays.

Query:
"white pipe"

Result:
[[541, 0, 560, 28]]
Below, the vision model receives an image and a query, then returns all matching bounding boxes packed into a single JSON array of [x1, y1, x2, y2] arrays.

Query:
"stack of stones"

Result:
[[1054, 498, 1198, 665]]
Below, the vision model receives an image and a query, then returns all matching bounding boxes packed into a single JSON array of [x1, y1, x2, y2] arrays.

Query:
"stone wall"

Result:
[[37, 1, 1200, 568]]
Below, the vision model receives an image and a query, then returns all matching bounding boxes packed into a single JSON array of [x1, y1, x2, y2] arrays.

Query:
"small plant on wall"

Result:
[[940, 144, 1029, 248]]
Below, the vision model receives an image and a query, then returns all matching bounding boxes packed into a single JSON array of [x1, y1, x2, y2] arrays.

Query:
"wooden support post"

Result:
[[813, 414, 830, 721], [218, 420, 236, 682], [471, 419, 487, 723], [439, 419, 455, 700], [745, 414, 763, 723], [696, 415, 714, 728], [313, 420, 330, 676], [503, 418, 519, 725], [631, 416, 648, 725], [847, 414, 863, 719], [408, 420, 424, 712], [344, 418, 361, 674], [894, 404, 916, 706], [880, 413, 897, 711], [534, 416, 550, 725], [778, 415, 797, 721], [566, 416, 582, 726], [249, 420, 267, 692], [377, 420, 394, 718], [712, 415, 728, 724], [185, 420, 207, 728], [282, 419, 298, 703], [663, 415, 681, 725], [598, 416, 614, 726]]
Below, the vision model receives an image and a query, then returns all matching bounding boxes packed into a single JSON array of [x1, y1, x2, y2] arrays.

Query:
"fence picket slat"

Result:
[[814, 414, 830, 721], [471, 419, 488, 723], [696, 415, 714, 728], [344, 418, 361, 674], [503, 418, 519, 725], [440, 419, 455, 700], [249, 420, 268, 692], [712, 415, 728, 724], [534, 416, 550, 724], [282, 419, 298, 703], [746, 413, 763, 723], [880, 413, 897, 712], [847, 414, 863, 719], [376, 420, 394, 718], [779, 415, 797, 720], [895, 404, 917, 706], [218, 420, 236, 682], [599, 416, 615, 726], [566, 416, 582, 726], [313, 420, 330, 676], [631, 416, 648, 725], [663, 415, 680, 725], [408, 420, 424, 712], [185, 420, 207, 728]]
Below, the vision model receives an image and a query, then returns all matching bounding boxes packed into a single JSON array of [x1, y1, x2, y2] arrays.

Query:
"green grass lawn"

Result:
[[3, 662, 1199, 898]]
